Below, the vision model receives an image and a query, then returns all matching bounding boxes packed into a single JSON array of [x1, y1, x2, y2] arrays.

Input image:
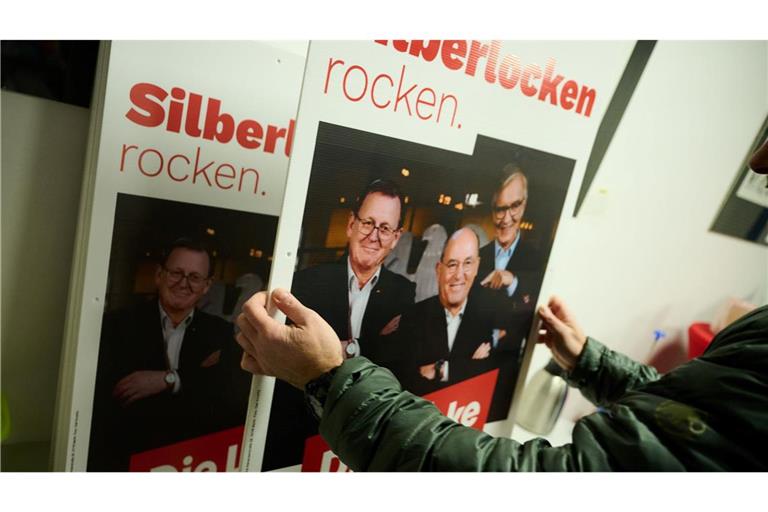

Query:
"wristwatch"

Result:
[[305, 366, 340, 421], [164, 370, 177, 390]]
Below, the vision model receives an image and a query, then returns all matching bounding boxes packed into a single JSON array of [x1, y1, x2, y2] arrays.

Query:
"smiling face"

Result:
[[493, 176, 527, 249], [346, 191, 402, 277], [436, 228, 479, 312], [155, 247, 211, 317]]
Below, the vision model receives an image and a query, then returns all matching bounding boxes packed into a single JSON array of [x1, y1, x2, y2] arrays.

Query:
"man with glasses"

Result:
[[89, 238, 235, 471], [261, 179, 415, 470], [479, 167, 544, 311], [392, 228, 523, 403]]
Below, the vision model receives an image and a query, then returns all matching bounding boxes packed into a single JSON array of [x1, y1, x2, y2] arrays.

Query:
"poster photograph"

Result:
[[242, 40, 635, 471], [260, 122, 574, 471], [88, 193, 277, 471], [51, 41, 304, 471]]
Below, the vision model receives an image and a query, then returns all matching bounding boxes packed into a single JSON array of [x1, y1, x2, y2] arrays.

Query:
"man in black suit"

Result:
[[393, 228, 525, 419], [262, 179, 415, 470], [478, 167, 544, 311], [88, 238, 237, 471]]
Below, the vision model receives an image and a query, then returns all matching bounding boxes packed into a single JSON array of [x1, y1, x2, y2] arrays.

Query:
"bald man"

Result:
[[390, 228, 526, 412]]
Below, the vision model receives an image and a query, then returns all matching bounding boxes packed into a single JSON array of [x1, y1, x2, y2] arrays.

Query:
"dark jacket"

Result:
[[319, 305, 768, 471], [88, 299, 235, 471], [477, 237, 544, 312], [390, 288, 527, 422], [261, 261, 415, 471]]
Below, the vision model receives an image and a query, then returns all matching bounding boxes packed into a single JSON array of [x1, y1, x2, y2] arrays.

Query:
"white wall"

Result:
[[1, 91, 89, 444], [527, 41, 768, 425]]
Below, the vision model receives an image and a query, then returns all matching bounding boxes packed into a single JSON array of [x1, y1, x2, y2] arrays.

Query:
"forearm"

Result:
[[319, 358, 599, 472], [565, 337, 661, 406]]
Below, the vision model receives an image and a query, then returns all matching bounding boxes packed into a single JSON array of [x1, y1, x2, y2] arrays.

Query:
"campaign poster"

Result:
[[51, 41, 304, 471], [243, 40, 635, 471]]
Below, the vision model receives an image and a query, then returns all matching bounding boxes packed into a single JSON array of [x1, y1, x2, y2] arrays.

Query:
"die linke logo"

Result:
[[129, 426, 244, 472], [301, 370, 498, 472]]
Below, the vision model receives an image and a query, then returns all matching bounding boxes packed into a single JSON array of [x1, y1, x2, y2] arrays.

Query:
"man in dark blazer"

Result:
[[88, 238, 236, 471], [392, 228, 526, 421], [478, 167, 544, 312], [262, 179, 415, 471]]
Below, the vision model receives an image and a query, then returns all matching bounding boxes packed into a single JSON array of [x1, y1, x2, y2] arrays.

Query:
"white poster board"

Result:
[[243, 40, 634, 471], [52, 41, 304, 471]]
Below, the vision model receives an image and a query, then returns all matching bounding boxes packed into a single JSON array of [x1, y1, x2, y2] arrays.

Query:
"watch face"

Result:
[[164, 372, 177, 385]]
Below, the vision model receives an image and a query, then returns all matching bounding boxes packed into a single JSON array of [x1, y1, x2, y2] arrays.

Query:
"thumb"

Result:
[[538, 304, 569, 336], [271, 288, 314, 327]]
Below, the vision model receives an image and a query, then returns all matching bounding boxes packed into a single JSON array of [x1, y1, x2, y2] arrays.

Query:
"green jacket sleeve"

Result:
[[319, 357, 683, 472], [565, 337, 660, 407]]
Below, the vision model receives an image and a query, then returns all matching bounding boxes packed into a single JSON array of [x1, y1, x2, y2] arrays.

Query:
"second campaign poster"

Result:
[[245, 40, 636, 471]]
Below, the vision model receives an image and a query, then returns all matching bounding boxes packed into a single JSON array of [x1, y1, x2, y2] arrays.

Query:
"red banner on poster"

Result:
[[301, 369, 498, 472], [129, 425, 244, 472]]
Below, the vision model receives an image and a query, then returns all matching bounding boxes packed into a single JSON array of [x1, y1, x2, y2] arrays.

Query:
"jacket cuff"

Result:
[[564, 336, 605, 388]]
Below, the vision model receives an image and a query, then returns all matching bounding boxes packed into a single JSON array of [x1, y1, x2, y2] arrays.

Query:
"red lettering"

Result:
[[521, 64, 541, 97], [215, 163, 236, 189], [126, 82, 166, 127], [264, 124, 285, 154], [185, 92, 203, 137], [236, 120, 263, 150], [416, 88, 436, 120], [394, 65, 417, 115], [374, 40, 388, 47], [138, 148, 163, 177], [560, 80, 579, 110], [202, 98, 234, 143], [392, 40, 409, 53], [538, 58, 563, 105], [284, 119, 295, 157], [465, 41, 489, 77], [437, 94, 459, 127], [167, 153, 190, 182], [576, 86, 596, 117], [371, 73, 394, 109], [408, 40, 440, 61], [120, 144, 138, 172], [484, 41, 502, 84], [343, 65, 368, 102], [498, 55, 521, 89], [193, 147, 213, 186], [441, 40, 467, 70], [324, 58, 345, 94], [167, 87, 185, 133], [238, 167, 260, 193]]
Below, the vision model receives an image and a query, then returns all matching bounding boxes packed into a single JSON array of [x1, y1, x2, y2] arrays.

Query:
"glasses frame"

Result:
[[353, 213, 400, 242], [440, 257, 478, 275], [492, 199, 526, 219], [162, 266, 210, 290]]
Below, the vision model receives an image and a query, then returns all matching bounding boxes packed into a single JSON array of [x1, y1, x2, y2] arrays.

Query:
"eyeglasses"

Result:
[[492, 199, 526, 218], [353, 214, 400, 242], [441, 258, 477, 274], [163, 267, 210, 290]]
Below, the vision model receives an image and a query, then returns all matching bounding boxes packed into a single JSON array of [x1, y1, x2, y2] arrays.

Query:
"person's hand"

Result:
[[472, 342, 491, 360], [480, 269, 515, 289], [419, 363, 436, 380], [235, 288, 344, 390], [379, 314, 402, 335], [537, 296, 587, 372], [112, 370, 168, 407]]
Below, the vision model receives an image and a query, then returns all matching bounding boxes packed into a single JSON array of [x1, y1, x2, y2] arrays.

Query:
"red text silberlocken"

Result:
[[375, 40, 597, 117]]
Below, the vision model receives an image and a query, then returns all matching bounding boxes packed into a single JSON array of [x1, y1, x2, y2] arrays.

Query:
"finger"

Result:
[[235, 332, 259, 359], [539, 304, 568, 335], [271, 288, 314, 327], [236, 314, 260, 347], [480, 272, 493, 286], [240, 351, 266, 375], [548, 295, 573, 323], [242, 291, 285, 339]]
